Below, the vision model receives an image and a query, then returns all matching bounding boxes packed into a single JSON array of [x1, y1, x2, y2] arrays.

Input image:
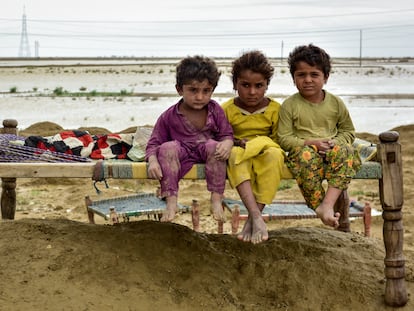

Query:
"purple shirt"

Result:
[[146, 99, 233, 160]]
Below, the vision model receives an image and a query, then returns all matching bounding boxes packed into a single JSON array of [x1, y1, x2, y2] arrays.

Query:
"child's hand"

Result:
[[215, 139, 233, 161], [316, 139, 335, 155], [240, 138, 248, 149], [147, 156, 163, 180], [234, 138, 248, 148]]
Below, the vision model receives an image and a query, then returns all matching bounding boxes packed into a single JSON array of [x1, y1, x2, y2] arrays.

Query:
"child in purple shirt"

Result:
[[146, 56, 234, 223]]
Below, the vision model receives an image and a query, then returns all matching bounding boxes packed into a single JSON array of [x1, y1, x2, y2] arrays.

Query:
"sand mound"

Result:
[[0, 219, 388, 311]]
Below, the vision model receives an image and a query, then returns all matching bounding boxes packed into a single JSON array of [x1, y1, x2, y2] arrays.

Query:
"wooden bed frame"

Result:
[[0, 119, 407, 307]]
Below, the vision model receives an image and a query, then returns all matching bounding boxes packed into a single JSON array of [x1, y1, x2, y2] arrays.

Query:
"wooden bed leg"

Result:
[[378, 131, 407, 307], [217, 220, 224, 234], [363, 202, 372, 237], [1, 119, 19, 220], [84, 196, 95, 224], [231, 205, 240, 235], [1, 178, 16, 219], [191, 199, 200, 232], [335, 190, 350, 233]]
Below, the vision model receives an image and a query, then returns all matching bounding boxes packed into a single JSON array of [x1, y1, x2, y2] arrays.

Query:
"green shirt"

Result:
[[277, 91, 356, 152]]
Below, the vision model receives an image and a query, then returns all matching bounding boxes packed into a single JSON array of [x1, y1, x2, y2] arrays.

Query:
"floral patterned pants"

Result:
[[286, 144, 361, 210]]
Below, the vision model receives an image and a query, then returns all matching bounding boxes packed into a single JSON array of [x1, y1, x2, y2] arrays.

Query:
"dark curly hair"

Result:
[[288, 44, 331, 78], [231, 50, 274, 90], [176, 55, 221, 88]]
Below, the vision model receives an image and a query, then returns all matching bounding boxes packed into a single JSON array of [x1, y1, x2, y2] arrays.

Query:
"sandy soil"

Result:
[[0, 60, 413, 310]]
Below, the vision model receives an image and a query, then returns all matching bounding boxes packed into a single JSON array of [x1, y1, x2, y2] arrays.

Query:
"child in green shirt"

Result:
[[278, 44, 361, 228]]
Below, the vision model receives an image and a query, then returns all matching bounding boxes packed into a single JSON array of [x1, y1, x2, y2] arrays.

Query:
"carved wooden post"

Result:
[[363, 202, 372, 237], [1, 119, 18, 219], [217, 220, 224, 234], [378, 131, 407, 307], [231, 204, 240, 235], [191, 199, 200, 232]]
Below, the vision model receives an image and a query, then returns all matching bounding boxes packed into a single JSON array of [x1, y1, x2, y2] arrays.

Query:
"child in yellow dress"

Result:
[[222, 51, 285, 244]]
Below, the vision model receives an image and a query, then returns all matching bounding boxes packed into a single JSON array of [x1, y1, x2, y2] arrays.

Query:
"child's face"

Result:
[[293, 61, 328, 103], [176, 79, 214, 110], [235, 69, 268, 108]]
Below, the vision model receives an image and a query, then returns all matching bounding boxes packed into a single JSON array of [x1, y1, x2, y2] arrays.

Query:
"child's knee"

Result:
[[264, 147, 285, 161], [158, 141, 181, 163], [159, 141, 180, 154], [204, 139, 218, 154]]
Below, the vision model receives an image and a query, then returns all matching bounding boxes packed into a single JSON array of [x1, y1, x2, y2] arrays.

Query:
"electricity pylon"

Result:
[[18, 7, 31, 57]]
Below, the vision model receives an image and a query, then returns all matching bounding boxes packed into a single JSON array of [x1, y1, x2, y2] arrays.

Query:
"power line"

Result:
[[2, 7, 413, 58], [2, 24, 413, 39], [1, 8, 413, 24]]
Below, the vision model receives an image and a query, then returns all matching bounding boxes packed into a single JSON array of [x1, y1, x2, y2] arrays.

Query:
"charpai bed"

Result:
[[0, 119, 407, 307]]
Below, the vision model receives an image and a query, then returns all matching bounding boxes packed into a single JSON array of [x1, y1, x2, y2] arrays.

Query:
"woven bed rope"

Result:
[[0, 134, 90, 163], [222, 198, 367, 220], [87, 194, 369, 224], [86, 192, 190, 221]]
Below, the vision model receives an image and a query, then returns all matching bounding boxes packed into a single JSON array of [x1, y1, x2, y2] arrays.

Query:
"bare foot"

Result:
[[315, 203, 340, 228], [237, 217, 252, 242], [237, 215, 268, 244], [161, 196, 177, 222], [211, 193, 226, 222], [250, 215, 268, 244]]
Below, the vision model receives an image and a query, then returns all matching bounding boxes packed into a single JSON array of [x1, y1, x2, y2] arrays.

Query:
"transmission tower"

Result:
[[18, 7, 31, 57]]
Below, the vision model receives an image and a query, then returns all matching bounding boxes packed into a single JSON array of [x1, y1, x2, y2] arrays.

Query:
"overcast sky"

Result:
[[1, 0, 413, 58]]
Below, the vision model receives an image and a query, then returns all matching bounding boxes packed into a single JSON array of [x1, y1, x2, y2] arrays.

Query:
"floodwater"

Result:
[[345, 97, 414, 134], [1, 95, 412, 135], [0, 58, 413, 135]]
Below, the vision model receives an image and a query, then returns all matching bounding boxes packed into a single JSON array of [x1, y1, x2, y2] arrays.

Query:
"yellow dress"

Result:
[[222, 98, 285, 204]]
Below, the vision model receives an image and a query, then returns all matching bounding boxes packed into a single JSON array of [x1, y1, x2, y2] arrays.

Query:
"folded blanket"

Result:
[[126, 126, 153, 162], [24, 130, 134, 160]]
